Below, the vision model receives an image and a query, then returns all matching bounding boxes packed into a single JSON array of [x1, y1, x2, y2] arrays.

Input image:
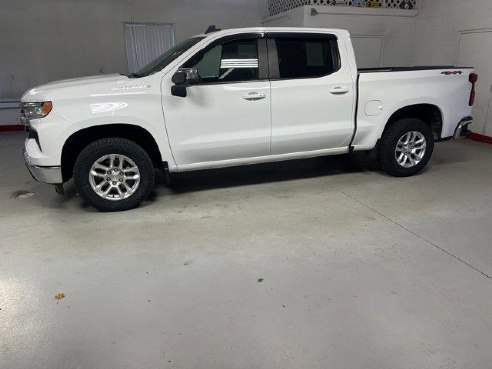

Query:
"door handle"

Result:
[[330, 87, 350, 95], [242, 92, 266, 101]]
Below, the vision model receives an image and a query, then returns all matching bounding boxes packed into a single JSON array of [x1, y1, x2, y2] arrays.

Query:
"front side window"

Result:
[[275, 37, 340, 79], [184, 39, 259, 83]]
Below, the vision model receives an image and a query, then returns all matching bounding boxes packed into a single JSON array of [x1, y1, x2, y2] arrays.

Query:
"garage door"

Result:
[[351, 36, 383, 69], [456, 31, 492, 136], [124, 23, 175, 74]]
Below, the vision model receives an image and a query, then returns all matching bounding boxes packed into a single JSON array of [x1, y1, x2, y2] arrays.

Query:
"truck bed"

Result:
[[352, 66, 475, 150]]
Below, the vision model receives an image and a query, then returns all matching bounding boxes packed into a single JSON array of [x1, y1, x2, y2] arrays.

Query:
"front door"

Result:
[[268, 33, 355, 155], [162, 35, 271, 168]]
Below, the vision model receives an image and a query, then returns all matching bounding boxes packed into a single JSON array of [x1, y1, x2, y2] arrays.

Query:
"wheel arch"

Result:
[[61, 124, 163, 182], [384, 104, 444, 140]]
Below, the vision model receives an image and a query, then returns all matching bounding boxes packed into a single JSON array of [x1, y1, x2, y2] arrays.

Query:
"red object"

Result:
[[468, 132, 492, 144], [469, 90, 476, 106], [469, 73, 478, 106], [0, 125, 24, 132]]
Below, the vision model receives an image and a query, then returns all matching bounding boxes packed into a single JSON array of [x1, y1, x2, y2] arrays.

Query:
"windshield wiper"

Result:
[[123, 72, 142, 78]]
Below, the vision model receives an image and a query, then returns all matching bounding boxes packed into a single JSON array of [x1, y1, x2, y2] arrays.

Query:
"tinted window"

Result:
[[185, 39, 259, 83], [275, 37, 340, 79]]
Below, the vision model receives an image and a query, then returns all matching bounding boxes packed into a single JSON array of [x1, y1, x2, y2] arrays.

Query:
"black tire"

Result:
[[378, 118, 434, 177], [74, 138, 155, 212]]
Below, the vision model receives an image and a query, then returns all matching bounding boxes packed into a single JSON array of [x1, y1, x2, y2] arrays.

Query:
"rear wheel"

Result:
[[74, 138, 155, 211], [378, 118, 434, 177]]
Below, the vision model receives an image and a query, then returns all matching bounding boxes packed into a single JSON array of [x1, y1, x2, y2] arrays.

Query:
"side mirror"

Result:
[[172, 69, 187, 85], [171, 68, 200, 98]]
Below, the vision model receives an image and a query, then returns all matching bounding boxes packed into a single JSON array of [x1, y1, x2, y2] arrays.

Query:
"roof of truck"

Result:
[[194, 27, 348, 38]]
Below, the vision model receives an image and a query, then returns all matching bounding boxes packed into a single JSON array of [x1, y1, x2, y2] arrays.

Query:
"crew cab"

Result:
[[21, 27, 477, 211]]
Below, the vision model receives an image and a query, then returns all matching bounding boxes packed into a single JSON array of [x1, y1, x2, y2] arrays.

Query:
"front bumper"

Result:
[[24, 150, 63, 184], [454, 116, 473, 139]]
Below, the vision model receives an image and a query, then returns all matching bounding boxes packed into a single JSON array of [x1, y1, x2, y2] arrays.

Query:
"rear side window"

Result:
[[274, 37, 340, 79]]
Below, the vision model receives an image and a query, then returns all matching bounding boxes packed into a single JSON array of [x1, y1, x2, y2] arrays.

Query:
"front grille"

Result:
[[25, 125, 38, 140], [21, 110, 42, 151]]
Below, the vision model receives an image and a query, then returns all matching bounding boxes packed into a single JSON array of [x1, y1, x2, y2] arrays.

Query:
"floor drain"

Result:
[[14, 191, 35, 199]]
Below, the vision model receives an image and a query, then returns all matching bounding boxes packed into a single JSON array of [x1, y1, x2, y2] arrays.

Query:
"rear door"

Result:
[[267, 33, 355, 155]]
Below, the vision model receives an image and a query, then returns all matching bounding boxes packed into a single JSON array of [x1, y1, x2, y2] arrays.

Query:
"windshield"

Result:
[[133, 37, 205, 78]]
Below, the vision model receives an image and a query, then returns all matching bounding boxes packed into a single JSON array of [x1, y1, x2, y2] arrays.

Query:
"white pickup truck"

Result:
[[21, 27, 477, 211]]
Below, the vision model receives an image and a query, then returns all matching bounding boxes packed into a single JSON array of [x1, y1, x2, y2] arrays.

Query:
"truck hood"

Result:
[[21, 74, 143, 102]]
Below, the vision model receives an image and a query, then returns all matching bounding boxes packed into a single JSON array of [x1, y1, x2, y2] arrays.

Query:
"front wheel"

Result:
[[74, 138, 155, 212], [378, 118, 434, 177]]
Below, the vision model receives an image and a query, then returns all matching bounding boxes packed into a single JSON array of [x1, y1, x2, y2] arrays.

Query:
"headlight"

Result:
[[21, 101, 53, 119]]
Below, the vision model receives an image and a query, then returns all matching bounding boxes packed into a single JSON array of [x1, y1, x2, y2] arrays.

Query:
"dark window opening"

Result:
[[275, 37, 340, 79]]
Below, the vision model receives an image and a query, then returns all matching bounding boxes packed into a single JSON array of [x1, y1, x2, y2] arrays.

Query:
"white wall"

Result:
[[261, 6, 305, 27], [263, 6, 418, 68], [414, 0, 492, 65], [304, 6, 417, 67], [414, 0, 492, 136], [0, 0, 268, 102], [5, 0, 492, 135], [262, 1, 492, 136], [0, 0, 267, 124]]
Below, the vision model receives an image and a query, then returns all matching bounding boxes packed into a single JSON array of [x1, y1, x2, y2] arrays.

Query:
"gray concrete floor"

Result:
[[1, 131, 491, 369]]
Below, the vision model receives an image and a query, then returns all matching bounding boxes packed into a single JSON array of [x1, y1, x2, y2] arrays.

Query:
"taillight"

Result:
[[469, 73, 478, 106]]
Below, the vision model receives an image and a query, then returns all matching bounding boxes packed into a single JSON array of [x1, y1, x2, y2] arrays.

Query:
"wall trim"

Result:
[[468, 132, 492, 145], [0, 100, 20, 109], [308, 5, 418, 17], [0, 125, 23, 132]]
